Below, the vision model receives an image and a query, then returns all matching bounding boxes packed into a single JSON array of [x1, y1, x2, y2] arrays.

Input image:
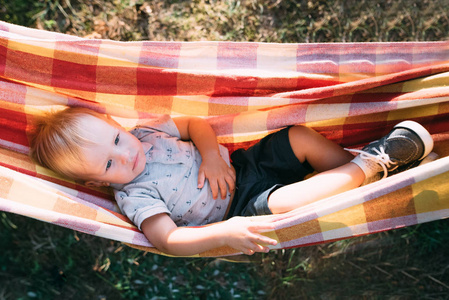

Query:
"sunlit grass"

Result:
[[1, 0, 447, 42]]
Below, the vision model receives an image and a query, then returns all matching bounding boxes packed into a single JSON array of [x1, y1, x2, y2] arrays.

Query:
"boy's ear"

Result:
[[85, 181, 110, 188]]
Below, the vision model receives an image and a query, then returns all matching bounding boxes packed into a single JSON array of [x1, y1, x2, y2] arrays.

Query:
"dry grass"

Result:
[[10, 0, 449, 42]]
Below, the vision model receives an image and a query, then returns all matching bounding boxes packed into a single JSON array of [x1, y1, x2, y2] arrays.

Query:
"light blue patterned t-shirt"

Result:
[[111, 115, 232, 229]]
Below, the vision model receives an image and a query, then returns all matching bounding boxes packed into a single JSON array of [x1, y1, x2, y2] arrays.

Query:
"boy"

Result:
[[30, 107, 434, 256]]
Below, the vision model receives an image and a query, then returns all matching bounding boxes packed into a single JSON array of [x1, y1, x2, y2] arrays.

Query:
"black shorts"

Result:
[[226, 127, 314, 218]]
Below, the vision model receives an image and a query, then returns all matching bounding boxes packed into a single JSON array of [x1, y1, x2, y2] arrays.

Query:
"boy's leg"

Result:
[[268, 162, 365, 214], [268, 121, 433, 214], [287, 125, 354, 172], [268, 125, 363, 214]]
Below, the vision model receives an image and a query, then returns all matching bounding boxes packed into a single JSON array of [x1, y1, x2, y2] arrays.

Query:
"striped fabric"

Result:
[[1, 21, 449, 257]]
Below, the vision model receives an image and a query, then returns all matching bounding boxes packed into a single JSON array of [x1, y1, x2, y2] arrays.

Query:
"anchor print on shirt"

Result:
[[176, 214, 188, 226], [146, 150, 153, 160], [166, 148, 173, 161]]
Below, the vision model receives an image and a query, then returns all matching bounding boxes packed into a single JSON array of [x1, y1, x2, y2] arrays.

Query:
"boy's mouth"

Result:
[[132, 153, 139, 170]]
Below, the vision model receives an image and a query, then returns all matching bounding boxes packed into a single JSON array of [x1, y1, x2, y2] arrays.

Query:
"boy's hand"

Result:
[[173, 116, 236, 199], [141, 214, 277, 256], [219, 217, 278, 255], [198, 153, 236, 199]]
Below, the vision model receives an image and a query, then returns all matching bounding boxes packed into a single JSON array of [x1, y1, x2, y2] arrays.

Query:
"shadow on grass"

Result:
[[1, 212, 449, 299]]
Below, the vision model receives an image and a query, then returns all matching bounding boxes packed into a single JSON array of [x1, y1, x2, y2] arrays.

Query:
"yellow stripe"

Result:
[[413, 172, 449, 214], [97, 41, 143, 67], [233, 111, 269, 136], [96, 93, 136, 111], [387, 103, 439, 121], [318, 203, 367, 232], [172, 96, 210, 116], [402, 71, 449, 92], [7, 40, 55, 60], [305, 103, 351, 123], [8, 177, 58, 210]]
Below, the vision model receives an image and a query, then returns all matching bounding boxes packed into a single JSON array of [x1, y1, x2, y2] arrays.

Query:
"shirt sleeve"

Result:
[[135, 114, 181, 139], [114, 188, 171, 230]]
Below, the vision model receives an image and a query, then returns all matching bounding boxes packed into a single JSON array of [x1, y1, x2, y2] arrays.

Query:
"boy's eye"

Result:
[[115, 134, 120, 145], [106, 160, 112, 171]]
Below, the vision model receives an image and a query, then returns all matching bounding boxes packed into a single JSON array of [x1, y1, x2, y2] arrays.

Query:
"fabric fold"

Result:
[[1, 20, 448, 257]]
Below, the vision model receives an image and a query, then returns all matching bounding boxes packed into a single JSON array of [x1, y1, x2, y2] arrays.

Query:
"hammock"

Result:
[[1, 21, 449, 257]]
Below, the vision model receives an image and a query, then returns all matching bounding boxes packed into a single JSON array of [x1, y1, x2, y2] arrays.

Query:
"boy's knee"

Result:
[[288, 125, 316, 141]]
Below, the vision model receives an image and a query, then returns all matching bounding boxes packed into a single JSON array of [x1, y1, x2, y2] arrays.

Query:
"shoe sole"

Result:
[[394, 120, 434, 159]]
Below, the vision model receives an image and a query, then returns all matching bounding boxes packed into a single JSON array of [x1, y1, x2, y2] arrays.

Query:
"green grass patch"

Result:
[[2, 212, 449, 299]]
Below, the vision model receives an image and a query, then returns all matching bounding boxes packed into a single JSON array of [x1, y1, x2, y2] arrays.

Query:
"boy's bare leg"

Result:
[[268, 122, 433, 214], [268, 125, 363, 214], [268, 163, 365, 214], [287, 125, 354, 172]]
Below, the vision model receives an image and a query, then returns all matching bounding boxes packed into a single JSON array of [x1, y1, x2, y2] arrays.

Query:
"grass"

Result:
[[1, 0, 449, 299], [1, 0, 448, 42], [1, 213, 268, 300], [2, 212, 449, 299]]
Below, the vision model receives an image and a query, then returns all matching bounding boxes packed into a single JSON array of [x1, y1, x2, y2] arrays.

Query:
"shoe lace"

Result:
[[346, 146, 397, 179]]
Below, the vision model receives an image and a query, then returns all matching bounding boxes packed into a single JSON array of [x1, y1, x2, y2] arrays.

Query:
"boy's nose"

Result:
[[117, 149, 131, 164]]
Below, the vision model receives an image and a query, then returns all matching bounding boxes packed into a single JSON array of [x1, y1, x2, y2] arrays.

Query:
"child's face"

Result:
[[73, 115, 146, 186]]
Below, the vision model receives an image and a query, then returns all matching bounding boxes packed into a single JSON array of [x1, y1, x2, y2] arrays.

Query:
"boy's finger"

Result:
[[247, 242, 271, 254], [253, 243, 270, 253], [246, 230, 277, 246], [228, 167, 236, 181], [209, 179, 219, 199], [197, 171, 205, 189], [225, 174, 235, 194], [260, 236, 278, 246], [218, 178, 228, 199], [250, 222, 276, 232], [250, 232, 277, 245]]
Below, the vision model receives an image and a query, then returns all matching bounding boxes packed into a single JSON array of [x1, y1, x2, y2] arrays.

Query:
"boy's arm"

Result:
[[141, 213, 277, 256], [173, 116, 235, 199]]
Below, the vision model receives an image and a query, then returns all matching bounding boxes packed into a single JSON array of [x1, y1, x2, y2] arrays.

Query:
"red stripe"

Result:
[[0, 41, 7, 76], [212, 76, 259, 97], [0, 107, 29, 146], [51, 59, 97, 92], [136, 68, 178, 95]]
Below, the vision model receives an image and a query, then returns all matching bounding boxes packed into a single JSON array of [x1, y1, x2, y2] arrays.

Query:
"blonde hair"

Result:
[[29, 107, 108, 180]]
